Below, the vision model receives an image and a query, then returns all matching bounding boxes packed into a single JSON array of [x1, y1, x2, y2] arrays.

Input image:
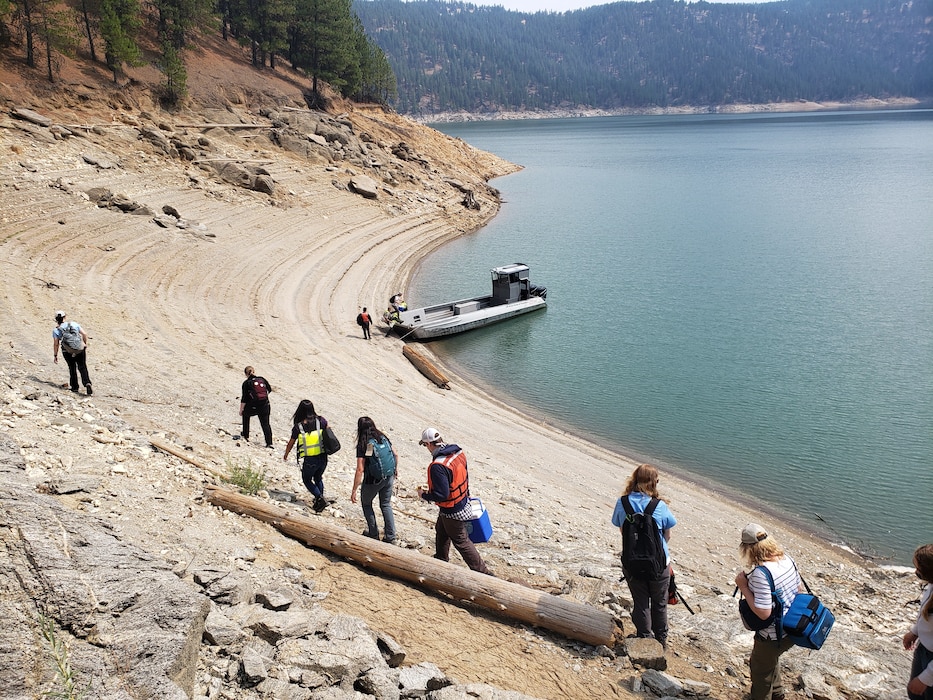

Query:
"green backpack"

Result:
[[366, 437, 396, 481]]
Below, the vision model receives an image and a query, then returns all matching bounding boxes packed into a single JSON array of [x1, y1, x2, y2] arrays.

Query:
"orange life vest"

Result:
[[427, 450, 469, 508]]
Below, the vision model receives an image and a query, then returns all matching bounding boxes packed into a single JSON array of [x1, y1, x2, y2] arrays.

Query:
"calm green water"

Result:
[[413, 111, 933, 565]]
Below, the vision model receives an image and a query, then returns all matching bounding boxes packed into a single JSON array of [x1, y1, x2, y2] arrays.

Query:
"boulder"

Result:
[[349, 175, 378, 199]]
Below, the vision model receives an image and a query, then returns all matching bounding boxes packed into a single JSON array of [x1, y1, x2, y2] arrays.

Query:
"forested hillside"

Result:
[[1, 0, 396, 106], [354, 0, 932, 116]]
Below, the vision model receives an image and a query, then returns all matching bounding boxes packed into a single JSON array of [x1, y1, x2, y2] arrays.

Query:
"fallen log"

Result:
[[150, 437, 226, 478], [402, 345, 450, 389], [203, 485, 618, 647]]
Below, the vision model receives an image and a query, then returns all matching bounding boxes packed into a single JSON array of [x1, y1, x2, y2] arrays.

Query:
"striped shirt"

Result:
[[748, 556, 801, 640]]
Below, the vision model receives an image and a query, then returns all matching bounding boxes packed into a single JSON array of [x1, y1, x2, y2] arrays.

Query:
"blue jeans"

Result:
[[300, 454, 327, 499], [360, 474, 396, 541]]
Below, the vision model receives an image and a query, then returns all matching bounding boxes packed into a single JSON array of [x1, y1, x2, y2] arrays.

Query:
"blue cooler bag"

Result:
[[760, 566, 835, 650], [782, 592, 835, 649], [465, 497, 493, 543]]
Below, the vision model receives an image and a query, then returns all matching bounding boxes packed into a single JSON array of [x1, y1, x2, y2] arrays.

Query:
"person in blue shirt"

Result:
[[611, 463, 677, 649]]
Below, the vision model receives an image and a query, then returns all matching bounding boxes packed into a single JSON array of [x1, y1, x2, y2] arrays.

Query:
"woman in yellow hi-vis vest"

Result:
[[283, 399, 332, 512]]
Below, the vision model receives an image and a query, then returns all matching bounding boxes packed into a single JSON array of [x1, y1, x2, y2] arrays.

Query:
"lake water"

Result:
[[412, 111, 933, 566]]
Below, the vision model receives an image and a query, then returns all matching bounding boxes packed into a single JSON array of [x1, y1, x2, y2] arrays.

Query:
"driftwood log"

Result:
[[402, 345, 450, 389], [203, 485, 618, 647], [151, 437, 226, 478]]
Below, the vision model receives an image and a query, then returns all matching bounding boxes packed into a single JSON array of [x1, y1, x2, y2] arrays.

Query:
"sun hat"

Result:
[[419, 427, 442, 445], [741, 523, 769, 545], [55, 310, 66, 321]]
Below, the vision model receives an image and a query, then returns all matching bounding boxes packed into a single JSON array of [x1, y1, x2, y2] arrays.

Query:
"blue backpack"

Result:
[[758, 566, 835, 650], [366, 437, 396, 481]]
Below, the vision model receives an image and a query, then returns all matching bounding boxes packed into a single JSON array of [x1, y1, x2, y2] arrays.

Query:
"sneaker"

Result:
[[85, 383, 93, 396], [312, 497, 328, 512], [265, 443, 274, 449], [382, 537, 396, 544]]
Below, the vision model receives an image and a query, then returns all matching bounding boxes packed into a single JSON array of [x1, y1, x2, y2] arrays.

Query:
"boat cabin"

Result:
[[491, 263, 535, 305]]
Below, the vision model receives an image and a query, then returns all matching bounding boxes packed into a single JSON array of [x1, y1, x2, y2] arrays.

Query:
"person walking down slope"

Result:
[[52, 311, 93, 395], [356, 307, 372, 340], [350, 416, 397, 543], [239, 366, 273, 448], [283, 400, 332, 512], [417, 428, 491, 575], [904, 543, 933, 700], [734, 523, 805, 700], [612, 463, 677, 650]]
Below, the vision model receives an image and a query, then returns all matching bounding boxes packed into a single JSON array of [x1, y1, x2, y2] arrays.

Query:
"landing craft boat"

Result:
[[387, 264, 547, 340]]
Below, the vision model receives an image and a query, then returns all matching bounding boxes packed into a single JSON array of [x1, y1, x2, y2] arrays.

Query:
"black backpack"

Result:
[[620, 496, 667, 580]]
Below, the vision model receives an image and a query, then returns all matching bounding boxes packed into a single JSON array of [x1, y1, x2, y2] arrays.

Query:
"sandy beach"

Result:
[[0, 51, 919, 699]]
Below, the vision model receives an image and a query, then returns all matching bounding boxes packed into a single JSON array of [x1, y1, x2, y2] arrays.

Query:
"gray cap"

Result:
[[741, 523, 769, 544]]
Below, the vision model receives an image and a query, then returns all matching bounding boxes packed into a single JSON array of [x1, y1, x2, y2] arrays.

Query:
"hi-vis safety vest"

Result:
[[428, 450, 469, 508], [297, 420, 324, 459]]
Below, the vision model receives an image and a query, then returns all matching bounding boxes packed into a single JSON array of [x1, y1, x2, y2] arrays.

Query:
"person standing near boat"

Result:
[[904, 543, 933, 700], [356, 307, 372, 340], [417, 428, 491, 575]]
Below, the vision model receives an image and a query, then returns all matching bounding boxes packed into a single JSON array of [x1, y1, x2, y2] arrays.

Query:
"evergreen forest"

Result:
[[353, 0, 932, 116], [0, 0, 396, 106]]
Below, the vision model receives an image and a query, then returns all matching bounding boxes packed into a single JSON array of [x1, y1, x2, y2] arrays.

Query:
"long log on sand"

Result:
[[402, 345, 450, 389], [203, 485, 618, 647]]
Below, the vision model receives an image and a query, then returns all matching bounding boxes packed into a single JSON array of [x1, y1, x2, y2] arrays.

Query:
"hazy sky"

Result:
[[468, 0, 752, 12]]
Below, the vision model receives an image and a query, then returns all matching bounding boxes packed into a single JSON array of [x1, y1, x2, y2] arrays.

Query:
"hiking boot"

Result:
[[85, 383, 93, 396], [312, 497, 328, 512]]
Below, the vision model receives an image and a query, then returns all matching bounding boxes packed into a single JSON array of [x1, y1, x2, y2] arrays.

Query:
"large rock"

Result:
[[0, 436, 210, 699], [349, 175, 379, 199]]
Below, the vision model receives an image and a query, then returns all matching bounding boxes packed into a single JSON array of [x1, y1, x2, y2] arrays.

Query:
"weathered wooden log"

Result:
[[402, 345, 450, 389], [151, 437, 226, 478], [203, 485, 618, 647]]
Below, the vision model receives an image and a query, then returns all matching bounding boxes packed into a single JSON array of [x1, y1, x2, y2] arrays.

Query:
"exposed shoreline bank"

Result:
[[414, 97, 928, 123]]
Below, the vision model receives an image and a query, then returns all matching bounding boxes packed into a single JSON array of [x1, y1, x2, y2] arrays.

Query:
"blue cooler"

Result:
[[465, 497, 493, 543]]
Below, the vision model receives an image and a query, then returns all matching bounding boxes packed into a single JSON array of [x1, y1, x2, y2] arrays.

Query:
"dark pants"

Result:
[[63, 350, 91, 391], [300, 454, 327, 499], [909, 643, 933, 700], [435, 515, 489, 573], [749, 633, 796, 700], [623, 566, 671, 648], [360, 474, 396, 541], [242, 401, 272, 446], [362, 323, 371, 339]]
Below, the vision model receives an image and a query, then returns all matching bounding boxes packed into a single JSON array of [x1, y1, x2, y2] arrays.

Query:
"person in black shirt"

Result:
[[239, 366, 273, 447]]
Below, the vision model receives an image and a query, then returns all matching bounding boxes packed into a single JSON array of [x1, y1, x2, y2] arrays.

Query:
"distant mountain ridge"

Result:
[[353, 0, 932, 116]]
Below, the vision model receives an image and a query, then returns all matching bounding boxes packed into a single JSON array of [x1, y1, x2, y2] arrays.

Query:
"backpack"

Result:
[[59, 322, 85, 355], [356, 313, 364, 326], [620, 496, 667, 580], [365, 437, 396, 481], [249, 377, 269, 402], [758, 566, 835, 650]]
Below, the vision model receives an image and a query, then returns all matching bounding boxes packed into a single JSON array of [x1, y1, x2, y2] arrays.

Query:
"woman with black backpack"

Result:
[[350, 416, 398, 543], [611, 463, 677, 650]]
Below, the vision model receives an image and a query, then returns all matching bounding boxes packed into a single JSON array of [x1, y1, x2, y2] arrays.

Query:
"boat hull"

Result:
[[394, 296, 546, 340]]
